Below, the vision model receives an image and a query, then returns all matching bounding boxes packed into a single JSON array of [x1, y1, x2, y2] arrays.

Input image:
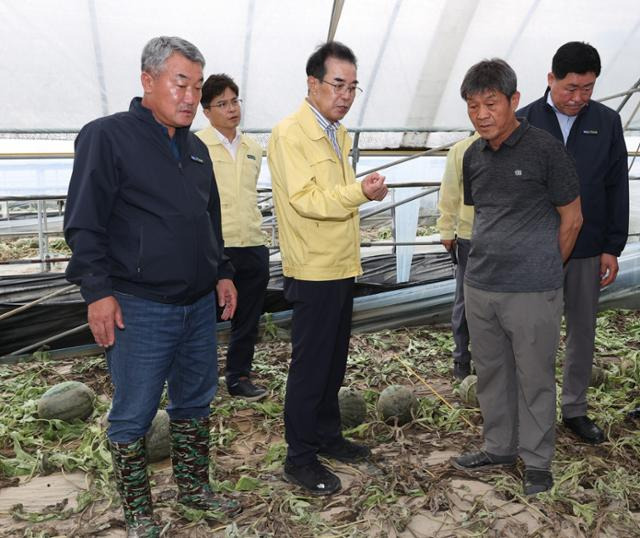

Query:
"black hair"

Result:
[[460, 58, 517, 100], [305, 41, 357, 79], [552, 41, 601, 79], [201, 73, 239, 107]]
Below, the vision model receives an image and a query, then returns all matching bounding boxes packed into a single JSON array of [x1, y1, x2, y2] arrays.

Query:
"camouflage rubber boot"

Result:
[[170, 416, 241, 516], [108, 438, 161, 538]]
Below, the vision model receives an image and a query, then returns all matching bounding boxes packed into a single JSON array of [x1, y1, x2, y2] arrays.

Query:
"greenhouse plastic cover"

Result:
[[1, 0, 639, 136]]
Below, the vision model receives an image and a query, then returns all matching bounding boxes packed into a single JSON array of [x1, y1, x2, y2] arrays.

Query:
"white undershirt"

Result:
[[546, 92, 578, 145], [214, 128, 241, 160]]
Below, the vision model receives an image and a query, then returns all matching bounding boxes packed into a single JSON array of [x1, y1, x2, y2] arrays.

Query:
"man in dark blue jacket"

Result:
[[64, 36, 240, 536], [518, 41, 629, 444]]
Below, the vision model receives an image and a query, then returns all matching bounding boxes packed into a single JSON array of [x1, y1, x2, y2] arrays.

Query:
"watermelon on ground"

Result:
[[145, 410, 170, 462], [338, 387, 367, 428], [377, 385, 418, 425], [37, 381, 96, 422]]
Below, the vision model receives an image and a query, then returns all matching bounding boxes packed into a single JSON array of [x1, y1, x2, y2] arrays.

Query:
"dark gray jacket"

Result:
[[64, 97, 232, 305], [518, 90, 629, 258]]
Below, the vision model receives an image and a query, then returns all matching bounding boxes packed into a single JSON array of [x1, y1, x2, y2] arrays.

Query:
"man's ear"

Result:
[[141, 71, 154, 94], [547, 71, 556, 87], [511, 90, 521, 111], [307, 75, 318, 96]]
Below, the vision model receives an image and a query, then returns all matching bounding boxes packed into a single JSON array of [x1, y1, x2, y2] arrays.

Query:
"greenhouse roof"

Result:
[[2, 0, 639, 134]]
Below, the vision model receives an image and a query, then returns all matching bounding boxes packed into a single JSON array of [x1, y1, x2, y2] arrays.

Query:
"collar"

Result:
[[196, 125, 246, 147], [130, 97, 191, 145], [543, 87, 589, 117], [213, 127, 242, 146], [479, 119, 530, 151], [305, 98, 341, 131], [297, 99, 344, 141]]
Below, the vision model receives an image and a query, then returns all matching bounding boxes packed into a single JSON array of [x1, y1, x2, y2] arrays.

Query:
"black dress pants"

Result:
[[224, 246, 270, 386], [283, 277, 354, 465]]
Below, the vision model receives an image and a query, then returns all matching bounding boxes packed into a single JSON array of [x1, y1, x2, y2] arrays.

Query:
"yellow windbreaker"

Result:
[[267, 101, 369, 280], [195, 127, 265, 247], [436, 133, 480, 241]]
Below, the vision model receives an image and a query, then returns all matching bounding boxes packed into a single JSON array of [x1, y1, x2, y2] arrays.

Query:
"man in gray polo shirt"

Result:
[[451, 59, 583, 496]]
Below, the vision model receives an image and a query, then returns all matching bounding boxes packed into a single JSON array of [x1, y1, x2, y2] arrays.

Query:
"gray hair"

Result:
[[141, 36, 205, 75], [460, 58, 517, 100]]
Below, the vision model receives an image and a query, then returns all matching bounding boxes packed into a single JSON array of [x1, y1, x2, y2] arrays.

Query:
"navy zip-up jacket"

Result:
[[64, 97, 233, 305], [517, 89, 629, 258]]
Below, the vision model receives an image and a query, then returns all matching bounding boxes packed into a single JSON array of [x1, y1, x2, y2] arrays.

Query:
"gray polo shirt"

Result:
[[463, 119, 579, 292]]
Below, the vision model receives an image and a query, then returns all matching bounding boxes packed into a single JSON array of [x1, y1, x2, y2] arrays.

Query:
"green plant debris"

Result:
[[0, 309, 638, 536], [0, 236, 71, 262]]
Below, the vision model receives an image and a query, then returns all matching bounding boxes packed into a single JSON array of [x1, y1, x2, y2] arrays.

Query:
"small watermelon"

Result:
[[38, 381, 95, 422], [145, 410, 170, 462], [338, 387, 367, 428], [459, 375, 478, 407], [377, 385, 418, 425], [100, 408, 170, 462]]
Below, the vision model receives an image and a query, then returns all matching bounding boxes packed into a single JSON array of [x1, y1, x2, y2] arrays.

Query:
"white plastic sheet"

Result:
[[0, 0, 638, 134]]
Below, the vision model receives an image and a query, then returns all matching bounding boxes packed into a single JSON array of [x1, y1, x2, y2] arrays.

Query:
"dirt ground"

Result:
[[0, 315, 639, 537]]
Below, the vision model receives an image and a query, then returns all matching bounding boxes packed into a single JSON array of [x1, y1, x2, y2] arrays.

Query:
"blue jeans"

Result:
[[106, 291, 218, 442]]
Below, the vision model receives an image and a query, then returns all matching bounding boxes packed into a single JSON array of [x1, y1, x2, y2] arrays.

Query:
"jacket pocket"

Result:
[[308, 153, 340, 189]]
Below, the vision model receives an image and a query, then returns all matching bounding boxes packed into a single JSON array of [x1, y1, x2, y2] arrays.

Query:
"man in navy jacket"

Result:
[[65, 36, 240, 535], [518, 41, 629, 444]]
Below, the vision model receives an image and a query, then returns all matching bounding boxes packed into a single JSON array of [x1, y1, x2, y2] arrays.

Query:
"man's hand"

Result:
[[216, 279, 237, 320], [362, 172, 388, 201], [88, 296, 124, 348], [556, 197, 583, 263], [600, 253, 619, 287], [441, 239, 456, 252]]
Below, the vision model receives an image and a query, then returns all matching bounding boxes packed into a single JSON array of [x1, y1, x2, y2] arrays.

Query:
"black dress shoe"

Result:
[[562, 416, 605, 444], [523, 469, 553, 495], [228, 378, 268, 401], [283, 460, 341, 496], [451, 450, 516, 471], [318, 439, 371, 463]]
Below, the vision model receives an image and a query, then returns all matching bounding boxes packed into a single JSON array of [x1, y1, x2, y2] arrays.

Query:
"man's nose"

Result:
[[576, 92, 588, 104], [571, 89, 587, 104], [184, 87, 199, 104], [476, 105, 490, 118]]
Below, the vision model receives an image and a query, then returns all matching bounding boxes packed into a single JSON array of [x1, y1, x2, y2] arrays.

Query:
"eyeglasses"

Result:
[[205, 98, 243, 110], [321, 80, 363, 96]]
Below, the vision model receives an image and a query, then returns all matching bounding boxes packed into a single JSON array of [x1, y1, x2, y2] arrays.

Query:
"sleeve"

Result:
[[462, 151, 474, 206], [546, 142, 580, 206], [270, 133, 368, 221], [63, 123, 119, 305], [436, 144, 463, 240], [207, 166, 234, 280], [602, 115, 629, 256]]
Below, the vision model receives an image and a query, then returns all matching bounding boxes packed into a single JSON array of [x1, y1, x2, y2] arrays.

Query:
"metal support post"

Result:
[[36, 199, 46, 272]]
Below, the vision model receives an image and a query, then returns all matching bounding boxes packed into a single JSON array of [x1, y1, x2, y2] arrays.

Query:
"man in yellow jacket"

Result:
[[197, 74, 269, 401], [436, 133, 480, 380], [268, 41, 388, 495]]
